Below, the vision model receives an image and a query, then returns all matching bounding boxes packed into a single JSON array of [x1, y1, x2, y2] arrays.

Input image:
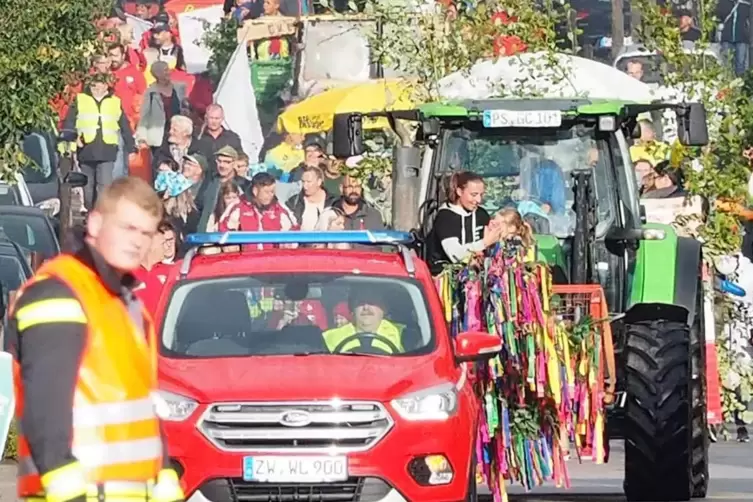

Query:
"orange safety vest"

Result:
[[12, 254, 163, 498]]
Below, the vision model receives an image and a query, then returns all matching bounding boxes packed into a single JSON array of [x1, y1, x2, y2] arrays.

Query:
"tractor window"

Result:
[[440, 125, 616, 238]]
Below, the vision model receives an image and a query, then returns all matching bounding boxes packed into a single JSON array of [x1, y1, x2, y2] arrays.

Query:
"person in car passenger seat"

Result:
[[323, 289, 405, 354]]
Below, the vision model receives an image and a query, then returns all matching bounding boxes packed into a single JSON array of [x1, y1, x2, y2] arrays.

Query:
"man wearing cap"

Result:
[[323, 290, 406, 354], [197, 146, 252, 231], [62, 72, 136, 209], [289, 135, 326, 181]]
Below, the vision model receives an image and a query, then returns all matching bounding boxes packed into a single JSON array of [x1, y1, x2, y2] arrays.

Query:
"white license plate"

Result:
[[242, 456, 348, 482], [483, 110, 563, 128]]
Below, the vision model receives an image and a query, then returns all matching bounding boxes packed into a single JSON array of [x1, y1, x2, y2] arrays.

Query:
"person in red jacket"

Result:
[[133, 221, 172, 316], [109, 42, 148, 130]]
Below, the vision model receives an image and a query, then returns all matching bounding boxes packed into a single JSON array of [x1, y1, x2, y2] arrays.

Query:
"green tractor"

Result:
[[333, 97, 712, 501]]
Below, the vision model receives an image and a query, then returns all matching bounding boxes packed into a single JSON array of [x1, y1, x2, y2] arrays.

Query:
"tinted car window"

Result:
[[161, 274, 434, 358], [0, 255, 27, 292], [0, 185, 19, 206], [0, 214, 58, 259]]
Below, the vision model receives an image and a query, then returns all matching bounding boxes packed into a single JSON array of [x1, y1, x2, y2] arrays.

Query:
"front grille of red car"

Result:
[[229, 477, 363, 502], [198, 401, 394, 453], [196, 476, 395, 502]]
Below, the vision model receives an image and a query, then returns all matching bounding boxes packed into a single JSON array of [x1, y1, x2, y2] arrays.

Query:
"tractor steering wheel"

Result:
[[332, 332, 401, 355]]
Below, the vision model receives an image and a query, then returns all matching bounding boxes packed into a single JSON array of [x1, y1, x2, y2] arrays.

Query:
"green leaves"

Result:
[[0, 0, 110, 181]]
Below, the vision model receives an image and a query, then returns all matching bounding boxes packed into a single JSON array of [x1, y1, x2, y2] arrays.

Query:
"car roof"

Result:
[[176, 248, 427, 282]]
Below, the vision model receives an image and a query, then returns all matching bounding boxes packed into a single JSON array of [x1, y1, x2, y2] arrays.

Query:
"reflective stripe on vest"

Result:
[[75, 94, 122, 145], [12, 254, 162, 498], [323, 320, 405, 353]]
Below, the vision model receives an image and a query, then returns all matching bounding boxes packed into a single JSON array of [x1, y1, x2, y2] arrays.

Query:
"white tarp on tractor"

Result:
[[438, 52, 655, 102]]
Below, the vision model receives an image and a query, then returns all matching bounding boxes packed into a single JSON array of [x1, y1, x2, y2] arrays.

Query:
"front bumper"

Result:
[[168, 406, 476, 502], [186, 477, 408, 502]]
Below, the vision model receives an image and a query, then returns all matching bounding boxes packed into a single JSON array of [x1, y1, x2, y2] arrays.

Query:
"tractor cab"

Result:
[[333, 97, 713, 502]]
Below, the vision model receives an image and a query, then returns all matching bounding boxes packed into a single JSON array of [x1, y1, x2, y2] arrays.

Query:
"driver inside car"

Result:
[[323, 289, 405, 354]]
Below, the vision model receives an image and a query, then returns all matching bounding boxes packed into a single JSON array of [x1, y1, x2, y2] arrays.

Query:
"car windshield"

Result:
[[441, 124, 615, 237], [0, 185, 20, 206], [615, 53, 721, 85], [161, 274, 435, 358], [0, 214, 58, 259]]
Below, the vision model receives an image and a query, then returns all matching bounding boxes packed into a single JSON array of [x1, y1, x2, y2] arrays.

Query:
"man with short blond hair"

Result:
[[6, 176, 182, 502], [196, 103, 244, 171]]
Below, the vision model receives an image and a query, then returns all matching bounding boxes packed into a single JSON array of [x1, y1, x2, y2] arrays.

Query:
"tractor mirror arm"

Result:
[[605, 227, 666, 242]]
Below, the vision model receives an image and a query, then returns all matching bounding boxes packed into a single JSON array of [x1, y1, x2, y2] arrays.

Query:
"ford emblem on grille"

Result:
[[279, 410, 312, 427]]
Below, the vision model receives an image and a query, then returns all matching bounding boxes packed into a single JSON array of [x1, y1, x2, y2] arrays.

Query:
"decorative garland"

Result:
[[434, 242, 607, 502]]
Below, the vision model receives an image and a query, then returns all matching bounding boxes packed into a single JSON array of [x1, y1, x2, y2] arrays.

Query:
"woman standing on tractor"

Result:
[[426, 171, 502, 275]]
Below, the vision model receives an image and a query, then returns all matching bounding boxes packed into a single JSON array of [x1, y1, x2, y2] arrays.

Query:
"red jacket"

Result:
[[220, 199, 297, 251], [112, 64, 147, 128], [133, 262, 172, 317]]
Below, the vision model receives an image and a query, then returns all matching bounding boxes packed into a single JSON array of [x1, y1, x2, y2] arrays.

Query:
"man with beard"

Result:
[[153, 115, 198, 170], [332, 176, 385, 230]]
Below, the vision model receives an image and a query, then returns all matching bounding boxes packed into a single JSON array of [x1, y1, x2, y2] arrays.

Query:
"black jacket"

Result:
[[717, 0, 750, 43], [426, 203, 491, 275], [332, 198, 385, 231], [195, 128, 246, 172], [6, 243, 170, 476], [152, 140, 201, 171]]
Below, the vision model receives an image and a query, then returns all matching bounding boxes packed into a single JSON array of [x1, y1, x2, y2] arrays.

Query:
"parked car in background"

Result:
[[21, 130, 58, 204], [0, 174, 34, 207], [0, 238, 33, 306], [0, 206, 60, 261]]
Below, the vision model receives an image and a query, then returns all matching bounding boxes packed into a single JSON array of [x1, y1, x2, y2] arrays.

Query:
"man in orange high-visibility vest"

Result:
[[6, 176, 184, 502]]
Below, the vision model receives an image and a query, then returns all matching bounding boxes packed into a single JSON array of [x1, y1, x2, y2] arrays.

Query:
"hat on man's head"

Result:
[[215, 145, 239, 160], [152, 21, 170, 33], [348, 288, 388, 312], [303, 134, 325, 151], [184, 153, 208, 172]]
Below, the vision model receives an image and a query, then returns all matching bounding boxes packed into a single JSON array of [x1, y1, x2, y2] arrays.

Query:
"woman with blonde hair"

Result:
[[312, 207, 350, 250]]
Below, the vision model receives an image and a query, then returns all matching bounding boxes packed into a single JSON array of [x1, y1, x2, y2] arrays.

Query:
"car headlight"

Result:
[[391, 383, 458, 421], [154, 390, 198, 422]]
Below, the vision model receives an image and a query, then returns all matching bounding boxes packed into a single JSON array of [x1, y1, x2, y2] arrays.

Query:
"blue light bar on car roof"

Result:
[[184, 230, 415, 247]]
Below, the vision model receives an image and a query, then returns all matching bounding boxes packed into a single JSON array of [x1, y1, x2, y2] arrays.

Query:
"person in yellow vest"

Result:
[[62, 72, 136, 210], [323, 290, 406, 354], [5, 177, 184, 502], [629, 115, 670, 166]]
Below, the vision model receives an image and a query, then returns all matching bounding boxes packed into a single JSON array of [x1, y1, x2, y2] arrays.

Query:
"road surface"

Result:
[[0, 441, 749, 501]]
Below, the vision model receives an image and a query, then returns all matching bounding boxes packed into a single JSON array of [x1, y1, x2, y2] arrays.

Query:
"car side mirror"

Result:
[[454, 331, 502, 363], [676, 103, 708, 146], [332, 113, 364, 158], [65, 171, 88, 188]]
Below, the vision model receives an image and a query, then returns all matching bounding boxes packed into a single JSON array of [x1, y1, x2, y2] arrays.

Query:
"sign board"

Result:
[[0, 352, 14, 460], [483, 110, 563, 128], [641, 195, 702, 237], [239, 17, 298, 42]]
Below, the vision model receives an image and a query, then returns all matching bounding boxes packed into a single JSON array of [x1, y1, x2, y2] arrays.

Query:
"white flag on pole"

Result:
[[214, 41, 264, 163], [125, 14, 152, 49], [177, 5, 224, 74]]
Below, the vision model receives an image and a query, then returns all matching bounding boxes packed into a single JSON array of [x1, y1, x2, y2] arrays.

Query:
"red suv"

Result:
[[153, 231, 501, 502]]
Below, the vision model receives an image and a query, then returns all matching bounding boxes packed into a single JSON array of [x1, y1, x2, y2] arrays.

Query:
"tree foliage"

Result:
[[634, 0, 751, 257], [0, 0, 112, 181], [201, 17, 244, 87], [363, 0, 573, 101]]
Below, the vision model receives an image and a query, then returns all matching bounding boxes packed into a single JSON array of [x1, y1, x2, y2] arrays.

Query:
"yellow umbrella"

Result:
[[276, 80, 415, 134]]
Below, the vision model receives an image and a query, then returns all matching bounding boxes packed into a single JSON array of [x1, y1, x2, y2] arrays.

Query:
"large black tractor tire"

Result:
[[624, 319, 695, 501], [690, 290, 709, 498]]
